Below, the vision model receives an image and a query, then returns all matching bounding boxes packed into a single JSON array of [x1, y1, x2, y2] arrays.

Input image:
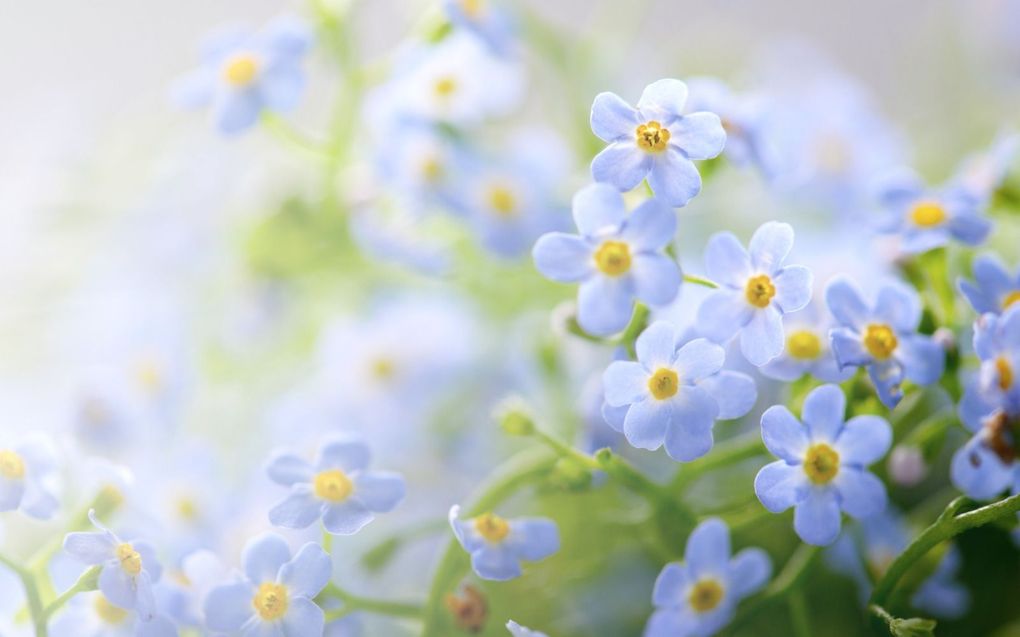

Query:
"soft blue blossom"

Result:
[[590, 79, 726, 207], [64, 511, 163, 621], [959, 253, 1020, 316], [174, 16, 312, 134], [203, 533, 330, 635], [760, 301, 853, 383], [507, 620, 547, 637], [443, 0, 517, 56], [912, 546, 970, 619], [51, 591, 179, 637], [696, 221, 813, 366], [602, 321, 757, 462], [0, 435, 58, 519], [685, 77, 776, 176], [951, 131, 1019, 204], [874, 171, 991, 253], [449, 506, 559, 581], [755, 384, 892, 546], [645, 518, 770, 637], [266, 436, 406, 535], [532, 184, 681, 336], [826, 277, 944, 407]]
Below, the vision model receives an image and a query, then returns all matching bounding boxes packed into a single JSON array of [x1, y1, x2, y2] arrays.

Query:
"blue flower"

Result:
[[696, 221, 813, 366], [874, 171, 991, 253], [602, 321, 757, 462], [959, 253, 1020, 316], [912, 546, 970, 619], [507, 620, 547, 637], [64, 511, 163, 621], [950, 132, 1019, 205], [51, 591, 179, 637], [266, 436, 406, 535], [448, 505, 559, 581], [204, 533, 330, 635], [685, 77, 777, 177], [826, 277, 945, 408], [760, 301, 854, 383], [0, 435, 58, 519], [532, 184, 681, 336], [590, 79, 726, 207], [173, 16, 312, 134], [443, 0, 517, 56], [754, 384, 892, 546], [645, 518, 770, 637]]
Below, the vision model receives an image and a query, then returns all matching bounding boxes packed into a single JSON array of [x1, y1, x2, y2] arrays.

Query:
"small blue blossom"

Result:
[[755, 384, 892, 546], [959, 253, 1020, 316], [590, 79, 726, 207], [685, 77, 777, 177], [204, 533, 330, 635], [951, 132, 1019, 205], [645, 518, 771, 637], [507, 620, 547, 637], [826, 277, 945, 408], [696, 221, 814, 366], [51, 591, 179, 637], [266, 436, 406, 535], [912, 546, 970, 619], [449, 506, 559, 581], [0, 435, 58, 519], [173, 16, 312, 134], [532, 183, 681, 336], [760, 301, 854, 383], [874, 171, 991, 253], [602, 321, 757, 462], [443, 0, 517, 56], [64, 511, 163, 621]]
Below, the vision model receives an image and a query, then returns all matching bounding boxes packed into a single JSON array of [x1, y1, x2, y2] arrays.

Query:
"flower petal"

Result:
[[632, 254, 682, 306], [603, 361, 651, 406], [647, 149, 701, 207], [577, 276, 635, 336], [950, 435, 1013, 500], [801, 384, 846, 442], [571, 183, 627, 236], [268, 488, 322, 530], [674, 338, 725, 382], [699, 371, 757, 420], [278, 543, 331, 598], [754, 461, 807, 513], [793, 488, 842, 546], [669, 112, 726, 160], [623, 398, 670, 450], [651, 562, 691, 608], [739, 308, 784, 366], [684, 517, 730, 577], [316, 438, 370, 473], [532, 233, 594, 283], [636, 322, 679, 369], [760, 406, 809, 462], [747, 222, 793, 274], [590, 92, 639, 142], [834, 468, 887, 518], [704, 232, 752, 287], [322, 500, 375, 535], [897, 335, 944, 386], [506, 518, 560, 561], [265, 453, 314, 487], [63, 531, 115, 565], [728, 548, 772, 599], [697, 290, 753, 344], [591, 143, 651, 193], [471, 545, 522, 581], [636, 79, 688, 123], [204, 581, 255, 631], [825, 278, 869, 330], [281, 596, 325, 637], [662, 386, 719, 462], [773, 266, 813, 314], [352, 472, 406, 512], [243, 533, 292, 584], [874, 284, 921, 332], [835, 415, 892, 466], [621, 198, 676, 250]]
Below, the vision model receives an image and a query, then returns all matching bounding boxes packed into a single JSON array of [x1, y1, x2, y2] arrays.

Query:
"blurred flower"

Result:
[[507, 619, 547, 636], [911, 546, 970, 619], [645, 518, 770, 637], [755, 384, 891, 545], [51, 590, 178, 637], [444, 0, 517, 56], [449, 506, 559, 581], [173, 16, 312, 134], [590, 79, 726, 207], [685, 77, 777, 177], [887, 445, 928, 487], [874, 171, 990, 253], [959, 253, 1020, 315], [826, 278, 944, 407], [158, 549, 229, 630], [760, 301, 852, 383], [266, 436, 406, 535], [0, 434, 58, 519], [950, 131, 1019, 204], [697, 221, 813, 366], [532, 184, 680, 336]]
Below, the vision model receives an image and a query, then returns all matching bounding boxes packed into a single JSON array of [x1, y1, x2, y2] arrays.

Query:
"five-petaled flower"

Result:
[[449, 506, 559, 581], [0, 435, 59, 520], [759, 301, 853, 383], [754, 384, 892, 546]]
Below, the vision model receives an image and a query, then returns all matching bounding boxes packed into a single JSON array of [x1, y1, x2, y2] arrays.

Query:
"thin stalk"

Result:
[[683, 274, 719, 289], [0, 553, 47, 637]]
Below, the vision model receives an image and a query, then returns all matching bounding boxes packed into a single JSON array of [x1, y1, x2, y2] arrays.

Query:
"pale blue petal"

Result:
[[471, 545, 522, 581], [747, 222, 794, 273], [647, 149, 701, 207], [532, 233, 594, 283], [316, 438, 370, 473], [19, 483, 58, 519], [802, 384, 846, 442], [959, 383, 995, 432], [603, 361, 651, 406], [258, 66, 304, 112], [632, 254, 682, 306], [601, 401, 628, 433], [835, 469, 887, 518], [264, 15, 313, 59], [507, 519, 559, 561], [352, 472, 405, 512], [684, 518, 730, 577], [621, 198, 676, 250], [322, 500, 374, 535], [241, 616, 282, 636], [948, 212, 992, 246], [134, 541, 162, 582], [623, 398, 670, 450], [835, 415, 892, 466], [739, 308, 784, 366], [138, 616, 179, 637], [591, 143, 651, 192], [134, 570, 157, 622], [674, 338, 725, 382], [577, 276, 634, 336], [870, 360, 906, 408], [699, 371, 756, 420], [704, 232, 752, 287], [874, 284, 921, 332], [571, 183, 627, 236], [825, 278, 869, 330], [635, 322, 679, 369], [268, 488, 321, 530], [728, 548, 772, 599], [794, 488, 842, 546], [663, 386, 719, 462], [760, 406, 809, 462], [697, 290, 754, 344], [830, 327, 871, 368], [99, 563, 137, 610], [754, 461, 807, 513], [265, 453, 314, 486], [279, 543, 331, 598], [651, 563, 691, 607], [214, 91, 262, 135], [644, 609, 693, 637], [204, 581, 255, 631], [772, 266, 813, 314], [897, 335, 944, 386], [590, 92, 639, 141], [669, 112, 726, 160], [950, 436, 1013, 500], [63, 531, 115, 565], [636, 79, 688, 123], [0, 476, 22, 511], [243, 533, 291, 584], [281, 596, 325, 637]]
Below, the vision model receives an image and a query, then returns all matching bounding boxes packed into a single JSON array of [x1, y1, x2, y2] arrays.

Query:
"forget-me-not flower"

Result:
[[826, 277, 944, 408], [443, 0, 517, 56], [449, 506, 559, 581], [760, 301, 854, 383], [64, 511, 163, 620], [0, 435, 58, 519], [51, 591, 179, 637], [685, 77, 776, 177], [267, 436, 406, 535], [590, 79, 726, 207], [602, 321, 757, 462], [755, 384, 892, 546], [204, 533, 330, 635], [696, 221, 813, 366], [532, 183, 681, 336], [507, 620, 547, 637], [174, 16, 312, 135], [645, 518, 770, 637], [959, 253, 1020, 316]]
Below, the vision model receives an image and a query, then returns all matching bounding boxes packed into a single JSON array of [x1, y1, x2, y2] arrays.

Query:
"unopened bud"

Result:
[[495, 399, 535, 437], [888, 445, 927, 486], [550, 456, 592, 491]]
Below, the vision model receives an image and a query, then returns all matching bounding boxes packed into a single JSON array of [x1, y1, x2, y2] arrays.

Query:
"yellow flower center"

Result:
[[863, 324, 898, 360], [0, 450, 25, 479], [487, 185, 517, 217], [648, 368, 679, 400], [93, 595, 129, 624], [371, 357, 396, 381], [594, 240, 632, 277], [786, 330, 822, 360], [635, 121, 671, 152], [461, 0, 485, 17], [116, 543, 142, 576], [909, 201, 946, 228], [803, 443, 840, 484], [996, 356, 1014, 392], [313, 469, 353, 503], [688, 578, 725, 613], [745, 274, 776, 308], [252, 582, 289, 621], [434, 76, 458, 98], [473, 512, 510, 543], [421, 156, 444, 182], [1002, 290, 1020, 310], [222, 54, 260, 87], [176, 496, 199, 522], [136, 360, 163, 394]]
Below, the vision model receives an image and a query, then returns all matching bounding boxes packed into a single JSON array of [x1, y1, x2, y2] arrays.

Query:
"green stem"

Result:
[[870, 493, 1020, 606], [669, 432, 764, 492], [787, 589, 811, 637], [683, 274, 719, 289], [0, 553, 47, 637], [320, 582, 422, 621], [618, 304, 651, 358], [41, 566, 100, 622], [260, 112, 332, 159]]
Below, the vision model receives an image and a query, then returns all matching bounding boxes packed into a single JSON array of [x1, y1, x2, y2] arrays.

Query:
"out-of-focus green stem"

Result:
[[261, 112, 332, 159], [787, 589, 811, 637], [669, 432, 764, 492], [683, 274, 719, 289], [319, 582, 423, 621], [0, 553, 47, 636], [41, 566, 100, 622], [619, 304, 650, 358]]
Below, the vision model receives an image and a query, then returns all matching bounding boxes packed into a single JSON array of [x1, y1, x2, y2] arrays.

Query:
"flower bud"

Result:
[[888, 445, 927, 486]]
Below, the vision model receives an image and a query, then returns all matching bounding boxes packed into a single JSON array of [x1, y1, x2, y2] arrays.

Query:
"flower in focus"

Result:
[[826, 277, 944, 407], [63, 511, 163, 620], [602, 321, 757, 462], [449, 506, 559, 581], [696, 221, 813, 366], [0, 434, 58, 519], [959, 253, 1020, 316], [590, 78, 726, 207], [755, 384, 892, 546], [532, 184, 681, 336], [51, 591, 179, 637], [203, 533, 330, 635], [507, 619, 547, 636], [874, 171, 991, 253], [760, 301, 853, 383], [173, 16, 312, 134], [645, 518, 771, 637], [266, 436, 406, 535], [443, 0, 517, 56]]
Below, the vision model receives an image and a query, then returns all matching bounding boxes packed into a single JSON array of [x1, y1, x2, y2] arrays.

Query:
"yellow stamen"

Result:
[[594, 240, 632, 277], [313, 469, 353, 503], [745, 274, 776, 308], [252, 582, 289, 621], [371, 358, 396, 381], [487, 185, 517, 217], [803, 444, 840, 484], [648, 368, 679, 400], [0, 450, 25, 479], [863, 324, 898, 360], [786, 330, 821, 360], [688, 579, 725, 613], [996, 356, 1014, 392], [94, 595, 129, 624], [434, 76, 457, 98], [461, 0, 484, 18], [222, 54, 260, 87], [116, 543, 142, 576], [635, 121, 671, 152], [421, 156, 444, 182], [1002, 290, 1020, 310], [176, 496, 199, 522], [909, 201, 946, 228], [473, 512, 510, 543], [136, 360, 162, 394]]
